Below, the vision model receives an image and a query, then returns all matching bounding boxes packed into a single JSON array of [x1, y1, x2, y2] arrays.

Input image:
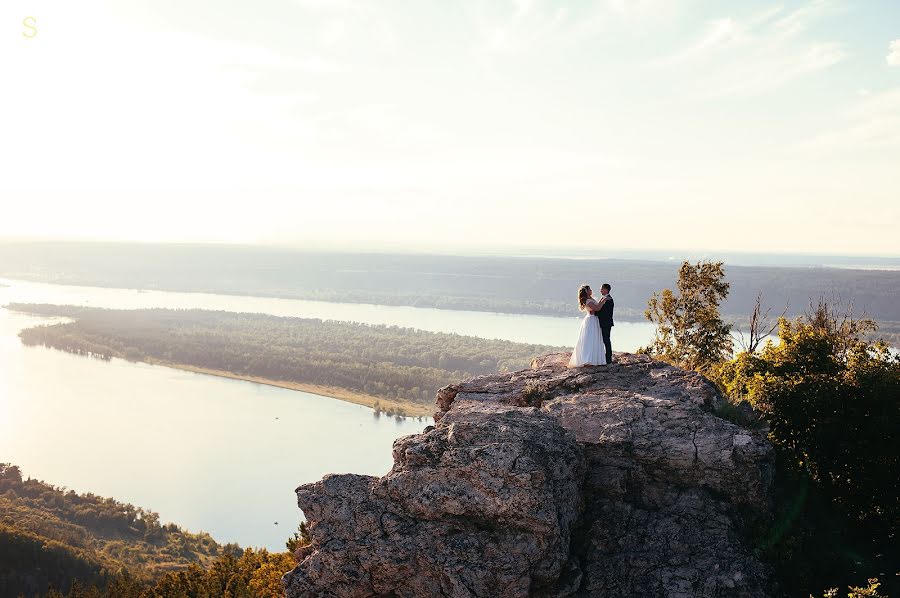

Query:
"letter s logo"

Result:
[[23, 16, 38, 39]]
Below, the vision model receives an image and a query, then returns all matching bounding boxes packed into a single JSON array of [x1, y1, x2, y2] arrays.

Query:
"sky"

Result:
[[0, 0, 898, 255]]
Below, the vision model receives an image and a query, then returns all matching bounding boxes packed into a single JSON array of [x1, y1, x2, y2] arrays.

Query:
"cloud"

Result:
[[790, 87, 900, 155], [468, 0, 569, 56], [166, 35, 346, 74], [652, 18, 740, 66], [769, 0, 839, 38], [604, 0, 686, 21], [649, 1, 847, 97], [294, 0, 353, 11], [466, 0, 692, 58], [888, 39, 900, 66], [707, 41, 846, 97]]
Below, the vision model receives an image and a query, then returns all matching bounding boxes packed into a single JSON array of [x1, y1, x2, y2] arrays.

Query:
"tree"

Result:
[[718, 299, 897, 526], [714, 300, 899, 596], [642, 260, 733, 371], [248, 551, 296, 597], [816, 578, 888, 598], [285, 521, 310, 557], [736, 292, 786, 354]]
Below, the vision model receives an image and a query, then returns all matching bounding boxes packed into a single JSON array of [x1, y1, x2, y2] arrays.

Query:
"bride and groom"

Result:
[[568, 283, 614, 368]]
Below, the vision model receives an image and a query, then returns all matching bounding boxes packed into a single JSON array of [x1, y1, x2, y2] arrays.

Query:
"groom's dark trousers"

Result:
[[596, 295, 614, 364]]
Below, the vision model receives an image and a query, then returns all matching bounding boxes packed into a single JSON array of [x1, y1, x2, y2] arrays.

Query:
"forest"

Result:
[[0, 463, 299, 598], [0, 463, 229, 597], [11, 303, 564, 415]]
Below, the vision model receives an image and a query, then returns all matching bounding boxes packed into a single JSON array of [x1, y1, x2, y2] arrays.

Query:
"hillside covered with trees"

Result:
[[0, 463, 226, 596], [0, 463, 302, 597], [11, 304, 565, 416]]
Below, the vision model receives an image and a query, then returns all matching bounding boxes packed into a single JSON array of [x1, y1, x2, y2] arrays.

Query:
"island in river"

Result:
[[9, 303, 566, 417]]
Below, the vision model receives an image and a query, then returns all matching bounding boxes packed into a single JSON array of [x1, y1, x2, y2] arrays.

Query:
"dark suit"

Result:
[[595, 294, 614, 364]]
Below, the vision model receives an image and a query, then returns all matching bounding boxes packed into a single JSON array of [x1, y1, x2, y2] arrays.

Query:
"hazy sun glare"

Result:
[[1, 0, 898, 253]]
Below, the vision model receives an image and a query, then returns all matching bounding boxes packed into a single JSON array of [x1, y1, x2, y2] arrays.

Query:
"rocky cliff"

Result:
[[282, 353, 774, 598]]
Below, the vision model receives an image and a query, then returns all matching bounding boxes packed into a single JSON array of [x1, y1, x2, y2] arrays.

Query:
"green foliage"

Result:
[[0, 463, 221, 597], [2, 463, 301, 597], [39, 548, 296, 598], [715, 303, 898, 526], [711, 394, 765, 430], [284, 522, 310, 555], [521, 380, 554, 407], [642, 260, 733, 371], [0, 522, 105, 596], [713, 300, 899, 597], [751, 460, 897, 597], [815, 578, 888, 598], [146, 548, 295, 598], [13, 304, 563, 408]]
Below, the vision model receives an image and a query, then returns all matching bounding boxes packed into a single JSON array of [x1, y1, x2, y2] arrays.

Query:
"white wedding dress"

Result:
[[568, 305, 607, 368]]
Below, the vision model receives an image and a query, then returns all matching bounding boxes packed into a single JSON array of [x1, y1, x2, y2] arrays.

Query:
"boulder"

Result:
[[283, 353, 774, 597]]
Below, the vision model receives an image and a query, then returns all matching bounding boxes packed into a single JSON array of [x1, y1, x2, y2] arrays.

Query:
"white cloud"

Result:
[[651, 18, 740, 66], [649, 1, 847, 97], [294, 0, 353, 12], [769, 0, 840, 38], [707, 41, 846, 98], [888, 39, 900, 66], [469, 0, 569, 56], [467, 0, 692, 58], [604, 0, 686, 21], [790, 87, 900, 154]]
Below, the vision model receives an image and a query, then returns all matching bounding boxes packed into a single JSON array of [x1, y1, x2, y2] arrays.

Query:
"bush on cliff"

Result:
[[714, 300, 899, 596], [716, 300, 898, 527]]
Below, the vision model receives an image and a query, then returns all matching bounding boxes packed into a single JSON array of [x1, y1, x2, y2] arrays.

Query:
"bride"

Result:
[[568, 284, 608, 368]]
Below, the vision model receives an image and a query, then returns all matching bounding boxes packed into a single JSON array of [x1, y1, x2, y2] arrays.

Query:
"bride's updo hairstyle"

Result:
[[578, 285, 591, 311]]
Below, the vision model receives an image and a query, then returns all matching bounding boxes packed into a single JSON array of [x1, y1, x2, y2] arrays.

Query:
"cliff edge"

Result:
[[283, 353, 774, 598]]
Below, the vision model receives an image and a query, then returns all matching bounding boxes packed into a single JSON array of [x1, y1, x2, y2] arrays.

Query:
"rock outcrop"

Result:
[[283, 353, 774, 598]]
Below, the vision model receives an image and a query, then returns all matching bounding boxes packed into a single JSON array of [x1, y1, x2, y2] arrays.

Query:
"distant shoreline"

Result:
[[4, 274, 897, 346], [149, 359, 435, 417], [0, 273, 645, 321]]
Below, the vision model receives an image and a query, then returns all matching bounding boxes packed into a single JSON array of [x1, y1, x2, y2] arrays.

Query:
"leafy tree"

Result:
[[715, 299, 899, 596], [642, 260, 733, 371], [285, 521, 310, 556], [717, 299, 898, 525], [247, 550, 296, 597]]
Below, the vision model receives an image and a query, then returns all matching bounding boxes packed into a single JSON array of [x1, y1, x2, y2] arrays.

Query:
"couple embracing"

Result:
[[568, 283, 614, 368]]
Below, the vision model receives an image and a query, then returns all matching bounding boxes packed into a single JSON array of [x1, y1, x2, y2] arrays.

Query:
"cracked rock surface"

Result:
[[283, 353, 774, 598]]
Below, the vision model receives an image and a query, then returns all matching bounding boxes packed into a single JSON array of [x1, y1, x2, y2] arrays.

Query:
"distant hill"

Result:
[[2, 242, 898, 344]]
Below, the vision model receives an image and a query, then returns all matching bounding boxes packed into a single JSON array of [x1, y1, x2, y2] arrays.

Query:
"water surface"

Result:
[[0, 277, 658, 350], [0, 287, 430, 549], [0, 277, 662, 550]]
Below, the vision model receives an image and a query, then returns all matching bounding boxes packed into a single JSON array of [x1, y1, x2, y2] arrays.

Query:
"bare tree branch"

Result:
[[738, 293, 788, 353]]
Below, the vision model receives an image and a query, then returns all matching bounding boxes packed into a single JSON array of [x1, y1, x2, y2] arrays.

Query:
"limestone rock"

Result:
[[283, 407, 585, 597], [283, 352, 774, 597]]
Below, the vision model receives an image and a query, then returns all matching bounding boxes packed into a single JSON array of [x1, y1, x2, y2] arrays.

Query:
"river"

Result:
[[0, 277, 659, 550]]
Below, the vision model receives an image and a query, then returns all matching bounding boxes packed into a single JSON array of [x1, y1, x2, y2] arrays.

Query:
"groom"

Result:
[[595, 283, 614, 364]]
